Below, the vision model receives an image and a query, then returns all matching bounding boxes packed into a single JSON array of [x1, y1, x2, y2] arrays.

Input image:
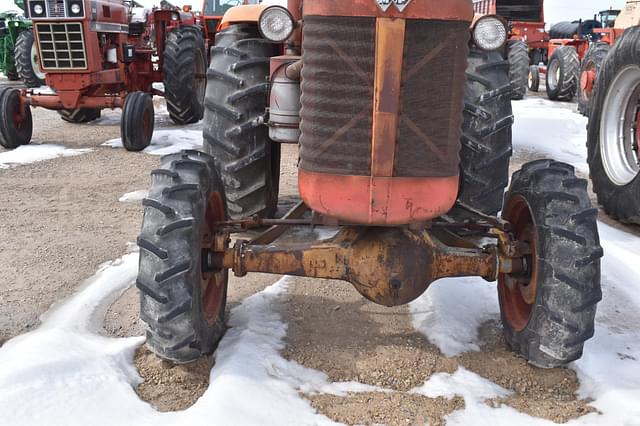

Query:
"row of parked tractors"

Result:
[[479, 0, 640, 223], [0, 0, 636, 372]]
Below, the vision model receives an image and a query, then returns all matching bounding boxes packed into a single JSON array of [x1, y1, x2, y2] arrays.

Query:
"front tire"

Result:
[[578, 42, 610, 117], [546, 46, 579, 101], [528, 65, 540, 92], [508, 40, 529, 100], [121, 91, 154, 152], [453, 48, 513, 218], [15, 29, 45, 88], [163, 26, 207, 125], [587, 27, 640, 223], [203, 24, 280, 220], [500, 160, 602, 368], [0, 87, 32, 149], [138, 150, 229, 363]]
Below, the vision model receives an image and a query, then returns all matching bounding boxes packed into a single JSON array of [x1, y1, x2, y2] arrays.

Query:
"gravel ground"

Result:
[[1, 86, 638, 424]]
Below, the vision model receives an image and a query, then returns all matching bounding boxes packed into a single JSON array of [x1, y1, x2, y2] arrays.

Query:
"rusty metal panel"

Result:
[[394, 19, 469, 178], [299, 16, 375, 176]]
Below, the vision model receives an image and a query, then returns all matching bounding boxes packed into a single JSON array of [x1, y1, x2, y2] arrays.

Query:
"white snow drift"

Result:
[[0, 145, 90, 169], [103, 129, 203, 156]]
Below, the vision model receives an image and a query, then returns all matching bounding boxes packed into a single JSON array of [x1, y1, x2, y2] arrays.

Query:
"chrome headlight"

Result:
[[259, 6, 294, 43], [68, 0, 83, 17], [171, 12, 179, 21], [473, 16, 508, 51], [31, 2, 46, 17]]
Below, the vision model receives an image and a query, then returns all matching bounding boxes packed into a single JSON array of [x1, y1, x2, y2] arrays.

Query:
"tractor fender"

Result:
[[219, 5, 269, 29]]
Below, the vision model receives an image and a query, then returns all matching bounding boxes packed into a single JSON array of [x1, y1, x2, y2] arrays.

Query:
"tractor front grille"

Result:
[[300, 16, 469, 178], [35, 22, 87, 70], [46, 0, 67, 18]]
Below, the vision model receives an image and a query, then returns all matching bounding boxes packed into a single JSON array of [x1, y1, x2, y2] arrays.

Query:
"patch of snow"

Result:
[[103, 129, 202, 155], [0, 145, 91, 169], [409, 278, 499, 357], [512, 98, 589, 173], [411, 367, 511, 401], [0, 257, 387, 425], [119, 190, 149, 203]]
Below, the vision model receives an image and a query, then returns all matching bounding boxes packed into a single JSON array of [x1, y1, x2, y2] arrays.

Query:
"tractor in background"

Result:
[[136, 0, 602, 372], [0, 0, 206, 151], [0, 0, 44, 87], [473, 0, 547, 100], [586, 24, 640, 223]]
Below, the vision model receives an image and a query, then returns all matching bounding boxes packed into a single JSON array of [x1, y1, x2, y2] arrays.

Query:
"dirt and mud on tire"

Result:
[[578, 42, 610, 117], [546, 46, 580, 101], [15, 29, 45, 88], [203, 24, 281, 220], [0, 87, 32, 149], [137, 150, 229, 364], [163, 26, 207, 125], [587, 27, 640, 223], [453, 48, 513, 219], [508, 40, 530, 100], [499, 160, 602, 368]]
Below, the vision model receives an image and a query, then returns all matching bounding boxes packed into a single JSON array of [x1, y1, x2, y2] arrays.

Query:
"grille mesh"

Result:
[[395, 20, 469, 178], [299, 16, 375, 176], [299, 16, 469, 178], [46, 0, 67, 18], [36, 22, 87, 70]]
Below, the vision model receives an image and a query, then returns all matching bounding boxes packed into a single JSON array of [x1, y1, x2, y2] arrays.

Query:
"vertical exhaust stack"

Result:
[[297, 1, 474, 226]]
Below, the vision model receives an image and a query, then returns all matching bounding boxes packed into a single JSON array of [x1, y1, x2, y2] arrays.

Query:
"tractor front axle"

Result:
[[207, 226, 525, 307]]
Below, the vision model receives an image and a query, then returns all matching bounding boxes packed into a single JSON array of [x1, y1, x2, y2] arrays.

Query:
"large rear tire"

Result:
[[546, 46, 579, 101], [500, 160, 602, 368], [508, 40, 529, 100], [203, 24, 280, 220], [163, 25, 207, 125], [138, 150, 229, 363], [0, 87, 32, 149], [15, 29, 45, 88], [453, 48, 513, 218], [587, 27, 640, 223], [578, 42, 610, 117]]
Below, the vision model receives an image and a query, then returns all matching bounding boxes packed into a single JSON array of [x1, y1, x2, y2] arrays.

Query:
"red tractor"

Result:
[[473, 0, 548, 100], [136, 0, 602, 370], [0, 0, 207, 151]]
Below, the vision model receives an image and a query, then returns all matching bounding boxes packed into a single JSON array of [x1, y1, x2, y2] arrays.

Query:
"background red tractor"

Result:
[[136, 0, 602, 371], [0, 0, 207, 151], [473, 0, 547, 99]]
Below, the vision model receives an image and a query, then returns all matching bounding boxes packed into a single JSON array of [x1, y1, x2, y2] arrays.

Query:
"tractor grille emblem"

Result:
[[375, 0, 412, 12]]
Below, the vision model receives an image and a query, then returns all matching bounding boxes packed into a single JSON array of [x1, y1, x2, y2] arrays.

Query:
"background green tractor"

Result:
[[0, 0, 44, 87]]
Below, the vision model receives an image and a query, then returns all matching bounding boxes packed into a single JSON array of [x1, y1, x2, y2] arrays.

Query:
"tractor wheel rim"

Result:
[[499, 195, 538, 332], [580, 67, 596, 97], [548, 60, 559, 90], [31, 43, 45, 81], [201, 191, 226, 326], [600, 65, 640, 186]]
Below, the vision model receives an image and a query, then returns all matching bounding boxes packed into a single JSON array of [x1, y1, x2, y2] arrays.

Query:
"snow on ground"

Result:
[[410, 278, 499, 357], [119, 190, 149, 203], [0, 255, 386, 426], [103, 129, 202, 156], [512, 98, 589, 173], [0, 145, 90, 169]]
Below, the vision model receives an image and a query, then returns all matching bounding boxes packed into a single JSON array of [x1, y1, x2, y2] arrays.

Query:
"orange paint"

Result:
[[298, 169, 459, 226]]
